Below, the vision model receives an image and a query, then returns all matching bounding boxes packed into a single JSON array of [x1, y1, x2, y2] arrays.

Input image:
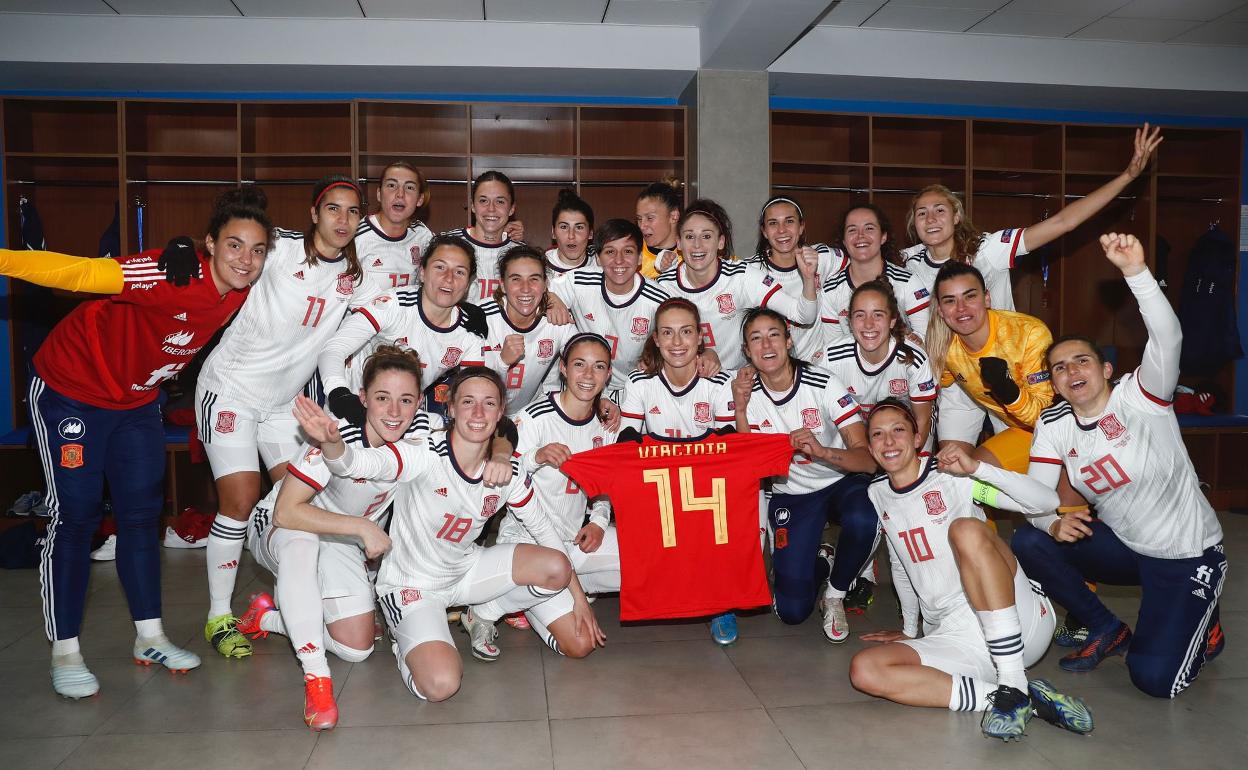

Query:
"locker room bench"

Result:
[[1177, 414, 1248, 510]]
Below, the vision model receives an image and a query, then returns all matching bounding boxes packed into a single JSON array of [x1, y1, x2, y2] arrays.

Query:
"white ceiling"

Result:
[[2, 0, 1245, 46]]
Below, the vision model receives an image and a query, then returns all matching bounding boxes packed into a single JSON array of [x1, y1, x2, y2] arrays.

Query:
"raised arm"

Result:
[[0, 248, 124, 294], [1021, 125, 1162, 252], [1104, 232, 1180, 401]]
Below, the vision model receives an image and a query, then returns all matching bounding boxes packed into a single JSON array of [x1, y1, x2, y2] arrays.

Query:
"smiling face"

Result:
[[867, 407, 924, 475], [206, 217, 268, 294], [936, 274, 990, 339], [361, 368, 420, 444], [1048, 339, 1113, 413], [654, 306, 700, 371], [559, 339, 612, 406], [636, 196, 678, 249], [377, 166, 425, 228], [553, 210, 590, 262], [420, 244, 472, 309], [471, 180, 514, 240], [762, 201, 804, 257], [843, 207, 886, 265], [598, 234, 641, 292], [849, 288, 895, 355], [743, 314, 793, 377], [679, 212, 725, 277], [502, 255, 546, 322], [448, 375, 504, 444], [311, 187, 363, 254], [912, 190, 960, 250]]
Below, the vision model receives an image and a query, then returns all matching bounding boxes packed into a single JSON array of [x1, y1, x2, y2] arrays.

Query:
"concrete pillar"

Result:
[[681, 69, 770, 259]]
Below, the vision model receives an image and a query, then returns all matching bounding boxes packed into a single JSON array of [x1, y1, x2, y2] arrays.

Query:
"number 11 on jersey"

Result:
[[642, 466, 728, 548]]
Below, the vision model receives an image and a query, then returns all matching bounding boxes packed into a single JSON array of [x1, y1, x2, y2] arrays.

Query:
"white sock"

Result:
[[525, 612, 563, 656], [260, 609, 287, 636], [134, 618, 164, 640], [206, 514, 248, 618], [51, 637, 80, 657], [977, 606, 1028, 692], [949, 675, 994, 712], [274, 533, 330, 678]]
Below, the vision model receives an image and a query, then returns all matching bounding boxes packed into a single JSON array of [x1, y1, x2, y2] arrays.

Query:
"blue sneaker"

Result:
[[1054, 617, 1089, 648], [980, 685, 1032, 741], [710, 612, 738, 645], [1028, 678, 1093, 735], [1059, 622, 1131, 673]]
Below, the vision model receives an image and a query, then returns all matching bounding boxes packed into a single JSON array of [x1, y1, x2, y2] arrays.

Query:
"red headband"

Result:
[[314, 180, 361, 209]]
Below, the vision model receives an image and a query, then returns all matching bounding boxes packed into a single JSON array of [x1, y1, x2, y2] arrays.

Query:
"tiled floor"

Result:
[[2, 514, 1245, 770]]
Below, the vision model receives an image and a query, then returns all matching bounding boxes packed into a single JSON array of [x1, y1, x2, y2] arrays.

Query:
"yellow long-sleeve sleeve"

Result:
[[0, 249, 124, 294], [943, 309, 1054, 430]]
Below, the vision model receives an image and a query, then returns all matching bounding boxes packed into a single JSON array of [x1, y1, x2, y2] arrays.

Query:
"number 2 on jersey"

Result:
[[1079, 454, 1131, 495], [642, 466, 727, 548]]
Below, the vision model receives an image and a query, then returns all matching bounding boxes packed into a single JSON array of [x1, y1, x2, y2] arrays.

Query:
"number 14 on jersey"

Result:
[[642, 466, 727, 548]]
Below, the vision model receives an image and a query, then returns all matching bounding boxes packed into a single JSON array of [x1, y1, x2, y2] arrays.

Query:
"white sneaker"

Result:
[[820, 587, 850, 644], [162, 525, 207, 549], [459, 609, 500, 662], [89, 534, 116, 562], [51, 652, 100, 699], [134, 635, 202, 673]]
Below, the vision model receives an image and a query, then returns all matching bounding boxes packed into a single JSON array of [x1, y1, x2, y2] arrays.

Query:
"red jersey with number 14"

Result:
[[561, 432, 794, 620]]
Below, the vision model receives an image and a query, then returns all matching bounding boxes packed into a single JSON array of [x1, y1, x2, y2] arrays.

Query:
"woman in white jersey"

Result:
[[446, 171, 525, 304], [746, 196, 846, 363], [1013, 233, 1227, 698], [546, 188, 594, 275], [819, 204, 930, 347], [657, 198, 819, 371], [317, 234, 491, 422], [732, 308, 876, 644], [197, 175, 383, 659], [356, 160, 435, 290], [481, 245, 578, 416], [910, 125, 1161, 447], [234, 347, 433, 730], [850, 398, 1090, 741], [300, 367, 593, 702], [467, 333, 618, 657], [546, 219, 671, 400]]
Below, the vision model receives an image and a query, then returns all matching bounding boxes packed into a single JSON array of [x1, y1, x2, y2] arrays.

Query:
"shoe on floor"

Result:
[[1054, 617, 1089, 648], [460, 609, 500, 661], [981, 684, 1033, 741], [1028, 678, 1094, 735], [235, 592, 277, 639], [51, 652, 99, 699], [163, 508, 211, 548], [844, 580, 874, 615], [820, 587, 850, 643], [134, 635, 202, 672], [503, 612, 531, 630], [1206, 620, 1226, 662], [205, 614, 253, 658], [710, 612, 738, 645], [89, 534, 117, 562], [7, 490, 41, 517], [303, 673, 338, 731], [1060, 622, 1131, 673]]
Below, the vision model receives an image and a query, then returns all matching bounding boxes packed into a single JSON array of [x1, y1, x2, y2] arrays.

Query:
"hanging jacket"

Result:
[[1178, 228, 1243, 378]]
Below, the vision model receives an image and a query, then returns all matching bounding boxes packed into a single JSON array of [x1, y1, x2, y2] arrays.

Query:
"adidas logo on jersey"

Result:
[[293, 270, 305, 280], [1068, 448, 1078, 457], [584, 313, 595, 321], [762, 420, 773, 428], [372, 258, 383, 267], [435, 487, 448, 497], [173, 312, 188, 321], [649, 406, 662, 415]]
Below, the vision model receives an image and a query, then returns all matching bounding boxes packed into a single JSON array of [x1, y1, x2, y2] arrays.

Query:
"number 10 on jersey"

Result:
[[642, 466, 727, 548]]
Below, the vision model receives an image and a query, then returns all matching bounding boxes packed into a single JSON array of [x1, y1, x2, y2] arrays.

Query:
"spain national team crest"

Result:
[[305, 447, 322, 460], [434, 383, 451, 403], [336, 273, 354, 296], [715, 293, 736, 315], [1099, 413, 1126, 441], [923, 490, 947, 517], [889, 378, 908, 396], [215, 411, 237, 434], [441, 347, 463, 367], [410, 245, 421, 265], [801, 408, 822, 429], [538, 339, 554, 358], [400, 588, 422, 606], [481, 495, 501, 518], [694, 401, 711, 424], [631, 317, 649, 336], [775, 528, 789, 549], [60, 443, 84, 469], [592, 436, 603, 449]]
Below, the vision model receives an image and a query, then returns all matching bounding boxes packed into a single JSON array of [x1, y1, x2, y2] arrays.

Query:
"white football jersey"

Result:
[[822, 339, 938, 411], [741, 362, 863, 495], [317, 287, 488, 396], [199, 229, 385, 410], [549, 269, 670, 395], [355, 215, 434, 290], [499, 394, 618, 550], [868, 459, 1056, 631], [744, 243, 847, 363], [620, 369, 736, 438], [327, 434, 548, 594], [479, 299, 577, 416], [657, 260, 818, 370], [443, 227, 522, 304], [545, 246, 592, 276], [903, 228, 1026, 313], [819, 261, 932, 346]]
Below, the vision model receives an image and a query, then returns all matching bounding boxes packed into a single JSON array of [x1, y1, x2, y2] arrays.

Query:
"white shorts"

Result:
[[936, 384, 1007, 445], [498, 522, 623, 594], [900, 564, 1056, 682], [248, 504, 375, 623], [196, 385, 304, 478]]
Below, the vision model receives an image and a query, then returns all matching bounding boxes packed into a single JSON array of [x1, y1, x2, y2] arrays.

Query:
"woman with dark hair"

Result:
[[197, 175, 385, 660], [547, 188, 595, 274], [0, 187, 271, 697], [635, 177, 684, 278], [445, 170, 526, 303]]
